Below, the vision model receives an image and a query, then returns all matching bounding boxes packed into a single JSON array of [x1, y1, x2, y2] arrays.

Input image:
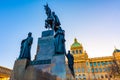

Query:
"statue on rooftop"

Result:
[[65, 50, 75, 78], [18, 32, 33, 60]]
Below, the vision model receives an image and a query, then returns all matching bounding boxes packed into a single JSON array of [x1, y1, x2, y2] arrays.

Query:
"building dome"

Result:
[[71, 38, 82, 49]]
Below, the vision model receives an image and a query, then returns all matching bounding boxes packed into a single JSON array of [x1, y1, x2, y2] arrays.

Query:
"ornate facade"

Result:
[[0, 66, 11, 80], [66, 38, 120, 80]]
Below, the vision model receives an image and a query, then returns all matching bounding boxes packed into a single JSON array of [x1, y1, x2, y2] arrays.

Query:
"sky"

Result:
[[0, 0, 120, 69]]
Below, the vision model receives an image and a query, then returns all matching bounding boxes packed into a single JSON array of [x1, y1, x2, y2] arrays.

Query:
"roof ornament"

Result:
[[74, 38, 77, 43]]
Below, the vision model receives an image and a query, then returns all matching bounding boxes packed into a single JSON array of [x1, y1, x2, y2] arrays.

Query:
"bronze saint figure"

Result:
[[18, 32, 33, 60]]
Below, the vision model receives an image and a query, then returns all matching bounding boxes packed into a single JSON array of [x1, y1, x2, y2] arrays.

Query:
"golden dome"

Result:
[[71, 38, 82, 49]]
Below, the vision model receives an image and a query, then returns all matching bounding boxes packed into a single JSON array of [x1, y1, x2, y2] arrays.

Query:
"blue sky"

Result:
[[0, 0, 120, 69]]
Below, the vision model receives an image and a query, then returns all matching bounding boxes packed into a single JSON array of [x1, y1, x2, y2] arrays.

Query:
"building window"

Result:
[[101, 75, 104, 78], [106, 61, 109, 65], [83, 74, 85, 76], [91, 68, 94, 73], [82, 68, 85, 72], [97, 62, 101, 66], [101, 61, 105, 66], [105, 61, 107, 65], [72, 50, 74, 54], [74, 69, 77, 73], [79, 74, 82, 79], [105, 75, 108, 78], [76, 50, 78, 54], [83, 74, 86, 79], [79, 50, 82, 54], [108, 61, 112, 64], [103, 68, 107, 72], [110, 75, 112, 78], [99, 68, 102, 72], [75, 75, 79, 79], [94, 62, 97, 66], [107, 67, 110, 72], [86, 62, 88, 66], [109, 61, 112, 64], [88, 68, 90, 73], [90, 62, 93, 67], [95, 68, 98, 72], [78, 68, 80, 72]]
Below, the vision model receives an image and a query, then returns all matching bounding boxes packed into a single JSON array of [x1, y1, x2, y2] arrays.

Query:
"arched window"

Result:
[[107, 67, 110, 72], [97, 62, 101, 66], [72, 50, 74, 54], [78, 68, 80, 72], [74, 69, 77, 73], [95, 68, 98, 72], [90, 62, 93, 67], [101, 61, 105, 66], [86, 62, 88, 66], [82, 68, 85, 72], [99, 68, 102, 72], [94, 62, 97, 66], [83, 74, 86, 79], [87, 68, 90, 72], [76, 50, 78, 54], [101, 75, 104, 78], [79, 50, 82, 54], [105, 75, 108, 78], [109, 75, 112, 78], [91, 68, 94, 73]]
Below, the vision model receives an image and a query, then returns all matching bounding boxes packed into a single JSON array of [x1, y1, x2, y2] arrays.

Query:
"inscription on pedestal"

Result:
[[30, 59, 51, 65], [35, 30, 55, 61]]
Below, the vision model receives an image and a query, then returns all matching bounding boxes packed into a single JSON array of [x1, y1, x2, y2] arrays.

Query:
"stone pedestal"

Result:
[[35, 36, 55, 61], [11, 59, 58, 80], [34, 30, 66, 80], [11, 59, 29, 80], [35, 30, 54, 61]]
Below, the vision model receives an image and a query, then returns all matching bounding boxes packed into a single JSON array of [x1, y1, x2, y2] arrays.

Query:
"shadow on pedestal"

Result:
[[10, 59, 61, 80]]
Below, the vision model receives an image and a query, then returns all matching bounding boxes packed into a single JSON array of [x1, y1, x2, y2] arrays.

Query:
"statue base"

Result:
[[10, 59, 30, 80], [10, 59, 58, 80], [10, 30, 67, 80], [34, 30, 66, 80]]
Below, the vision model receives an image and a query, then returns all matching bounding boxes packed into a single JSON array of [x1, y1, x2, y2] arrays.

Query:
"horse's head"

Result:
[[44, 4, 51, 16]]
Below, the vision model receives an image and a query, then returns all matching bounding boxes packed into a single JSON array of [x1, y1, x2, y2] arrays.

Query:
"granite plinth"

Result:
[[32, 55, 66, 80], [34, 30, 66, 80], [11, 59, 29, 80], [51, 54, 66, 80], [10, 59, 57, 80], [35, 36, 55, 61], [35, 30, 55, 61]]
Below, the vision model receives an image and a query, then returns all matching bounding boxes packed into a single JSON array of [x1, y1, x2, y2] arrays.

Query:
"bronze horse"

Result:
[[44, 4, 61, 32]]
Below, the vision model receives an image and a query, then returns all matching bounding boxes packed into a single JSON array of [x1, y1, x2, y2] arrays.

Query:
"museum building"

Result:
[[66, 38, 120, 80], [0, 66, 11, 80]]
